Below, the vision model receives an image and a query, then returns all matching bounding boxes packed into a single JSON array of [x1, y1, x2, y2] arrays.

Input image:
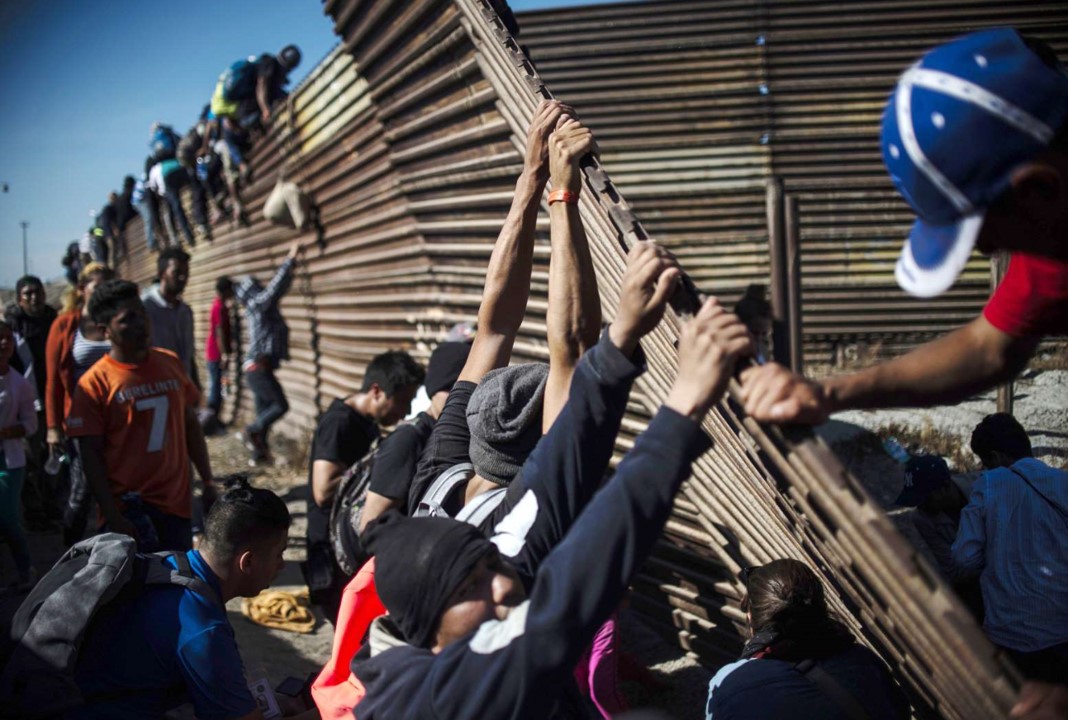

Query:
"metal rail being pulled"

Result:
[[454, 1, 1019, 717]]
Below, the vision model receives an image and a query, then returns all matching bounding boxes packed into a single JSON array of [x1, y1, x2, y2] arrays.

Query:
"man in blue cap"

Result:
[[740, 29, 1068, 423]]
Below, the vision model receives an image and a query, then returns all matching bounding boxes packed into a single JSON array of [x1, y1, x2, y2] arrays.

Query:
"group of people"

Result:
[[1, 26, 1066, 720], [65, 44, 303, 275]]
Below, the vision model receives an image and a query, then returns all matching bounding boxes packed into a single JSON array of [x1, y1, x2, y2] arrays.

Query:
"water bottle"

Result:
[[44, 448, 68, 476], [120, 492, 160, 551], [882, 437, 912, 465]]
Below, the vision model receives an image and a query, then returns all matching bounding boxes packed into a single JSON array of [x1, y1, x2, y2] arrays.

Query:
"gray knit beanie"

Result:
[[466, 362, 549, 485]]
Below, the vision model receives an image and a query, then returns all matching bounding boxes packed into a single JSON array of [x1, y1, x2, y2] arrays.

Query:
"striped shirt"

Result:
[[72, 329, 110, 384], [235, 257, 294, 368], [951, 457, 1068, 652]]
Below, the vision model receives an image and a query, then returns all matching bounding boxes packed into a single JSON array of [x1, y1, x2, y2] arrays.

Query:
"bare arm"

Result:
[[358, 491, 402, 534], [311, 459, 345, 508], [458, 100, 571, 385], [543, 115, 601, 432], [256, 75, 271, 121], [77, 435, 136, 537], [741, 315, 1037, 424]]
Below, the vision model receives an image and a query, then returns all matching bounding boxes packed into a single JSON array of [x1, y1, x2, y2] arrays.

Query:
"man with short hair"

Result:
[[234, 239, 303, 464], [143, 247, 198, 385], [205, 276, 234, 427], [70, 480, 317, 720], [303, 349, 425, 624], [5, 274, 57, 530], [741, 30, 1068, 423], [952, 413, 1068, 681], [68, 279, 215, 552]]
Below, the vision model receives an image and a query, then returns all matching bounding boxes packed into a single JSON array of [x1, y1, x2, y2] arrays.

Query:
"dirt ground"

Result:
[[1, 367, 1062, 718]]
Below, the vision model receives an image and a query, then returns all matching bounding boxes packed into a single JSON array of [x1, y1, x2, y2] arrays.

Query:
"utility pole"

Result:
[[20, 221, 29, 276]]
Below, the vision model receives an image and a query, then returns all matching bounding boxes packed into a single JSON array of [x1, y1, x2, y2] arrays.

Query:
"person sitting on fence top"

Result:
[[894, 455, 983, 620], [705, 559, 910, 720], [351, 282, 752, 719], [741, 30, 1068, 425], [302, 350, 424, 625], [70, 477, 318, 720], [404, 99, 603, 533], [951, 413, 1068, 683]]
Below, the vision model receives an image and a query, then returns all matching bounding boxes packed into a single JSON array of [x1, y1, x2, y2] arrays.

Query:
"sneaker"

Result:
[[237, 427, 259, 454]]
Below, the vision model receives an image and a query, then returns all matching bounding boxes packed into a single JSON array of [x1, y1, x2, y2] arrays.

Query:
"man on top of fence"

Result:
[[741, 29, 1068, 424]]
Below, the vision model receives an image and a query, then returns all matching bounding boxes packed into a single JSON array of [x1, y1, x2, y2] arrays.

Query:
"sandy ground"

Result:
[[1, 367, 1062, 718]]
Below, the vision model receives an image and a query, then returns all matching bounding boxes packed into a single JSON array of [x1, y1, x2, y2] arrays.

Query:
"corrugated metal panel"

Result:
[[110, 2, 1052, 717], [518, 0, 1068, 365]]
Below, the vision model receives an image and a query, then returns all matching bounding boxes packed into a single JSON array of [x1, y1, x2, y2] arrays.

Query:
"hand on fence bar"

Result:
[[523, 99, 574, 184], [608, 241, 680, 356], [738, 362, 829, 425], [666, 298, 753, 421], [549, 115, 597, 195]]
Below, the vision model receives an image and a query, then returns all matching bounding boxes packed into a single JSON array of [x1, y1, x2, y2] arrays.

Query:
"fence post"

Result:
[[784, 194, 804, 373], [766, 177, 790, 366], [991, 252, 1014, 415]]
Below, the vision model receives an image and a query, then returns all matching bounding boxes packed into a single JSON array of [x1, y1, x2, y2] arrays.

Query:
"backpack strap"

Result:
[[793, 659, 873, 720], [456, 487, 508, 528], [413, 463, 475, 518], [149, 552, 224, 610]]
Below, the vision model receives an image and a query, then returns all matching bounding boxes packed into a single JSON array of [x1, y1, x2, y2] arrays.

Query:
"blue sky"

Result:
[[0, 0, 622, 288]]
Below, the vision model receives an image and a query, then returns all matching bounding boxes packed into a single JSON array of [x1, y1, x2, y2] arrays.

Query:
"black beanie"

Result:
[[424, 341, 472, 397], [362, 510, 494, 648]]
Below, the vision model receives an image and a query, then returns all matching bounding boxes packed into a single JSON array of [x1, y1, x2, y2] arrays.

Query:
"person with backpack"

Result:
[[705, 559, 910, 720], [351, 280, 752, 719], [147, 156, 196, 248], [1, 477, 318, 719], [301, 350, 424, 624], [0, 319, 39, 592], [66, 279, 215, 552], [210, 45, 302, 130], [951, 413, 1068, 682]]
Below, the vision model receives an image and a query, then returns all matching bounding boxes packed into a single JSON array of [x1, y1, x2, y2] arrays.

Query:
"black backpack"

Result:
[[328, 438, 380, 577], [0, 534, 222, 719]]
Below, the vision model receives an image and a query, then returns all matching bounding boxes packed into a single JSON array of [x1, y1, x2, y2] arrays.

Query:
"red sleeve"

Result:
[[44, 315, 70, 431], [983, 254, 1068, 337]]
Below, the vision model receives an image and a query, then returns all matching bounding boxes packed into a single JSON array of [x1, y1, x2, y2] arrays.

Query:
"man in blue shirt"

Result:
[[73, 479, 316, 719], [951, 413, 1068, 682]]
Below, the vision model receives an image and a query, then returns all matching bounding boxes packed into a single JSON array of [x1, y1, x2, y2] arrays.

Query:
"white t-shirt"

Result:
[[0, 367, 38, 468]]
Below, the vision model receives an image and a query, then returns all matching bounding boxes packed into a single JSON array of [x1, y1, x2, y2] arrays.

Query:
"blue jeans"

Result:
[[103, 501, 191, 553], [0, 457, 32, 576], [246, 365, 288, 443], [135, 197, 158, 252], [206, 360, 223, 414]]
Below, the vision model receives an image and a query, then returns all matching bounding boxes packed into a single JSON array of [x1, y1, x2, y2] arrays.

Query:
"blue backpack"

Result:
[[150, 125, 179, 161], [220, 57, 258, 101]]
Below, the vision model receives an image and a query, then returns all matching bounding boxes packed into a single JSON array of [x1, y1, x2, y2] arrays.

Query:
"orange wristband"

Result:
[[548, 189, 579, 205]]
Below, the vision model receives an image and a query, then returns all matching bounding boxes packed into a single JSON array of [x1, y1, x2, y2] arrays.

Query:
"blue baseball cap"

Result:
[[881, 29, 1068, 298], [895, 455, 952, 507]]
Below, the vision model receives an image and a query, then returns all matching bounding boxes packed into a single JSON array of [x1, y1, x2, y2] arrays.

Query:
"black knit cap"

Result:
[[362, 510, 494, 648], [424, 341, 472, 397]]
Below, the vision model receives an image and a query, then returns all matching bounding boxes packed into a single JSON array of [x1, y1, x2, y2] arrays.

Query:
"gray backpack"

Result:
[[0, 533, 222, 719], [413, 462, 508, 528]]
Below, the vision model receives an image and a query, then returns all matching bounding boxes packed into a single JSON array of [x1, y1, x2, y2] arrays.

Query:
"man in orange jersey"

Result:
[[68, 279, 215, 551]]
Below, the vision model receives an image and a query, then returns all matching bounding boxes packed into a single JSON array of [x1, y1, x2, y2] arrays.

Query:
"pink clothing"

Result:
[[205, 297, 228, 363], [574, 611, 629, 718]]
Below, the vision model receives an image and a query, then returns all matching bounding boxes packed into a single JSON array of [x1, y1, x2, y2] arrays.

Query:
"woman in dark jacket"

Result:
[[706, 559, 910, 720]]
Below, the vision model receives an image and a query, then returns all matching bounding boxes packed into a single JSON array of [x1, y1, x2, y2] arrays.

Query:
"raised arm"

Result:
[[246, 241, 301, 313], [542, 115, 601, 432], [427, 298, 753, 720], [457, 100, 571, 385], [739, 315, 1035, 424]]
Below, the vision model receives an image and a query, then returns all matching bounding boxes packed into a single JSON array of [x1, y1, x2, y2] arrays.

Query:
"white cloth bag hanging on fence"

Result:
[[263, 178, 312, 230]]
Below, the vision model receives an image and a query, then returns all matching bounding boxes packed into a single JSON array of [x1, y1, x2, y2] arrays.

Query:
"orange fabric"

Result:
[[311, 558, 384, 720], [44, 311, 81, 432], [67, 349, 199, 518]]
